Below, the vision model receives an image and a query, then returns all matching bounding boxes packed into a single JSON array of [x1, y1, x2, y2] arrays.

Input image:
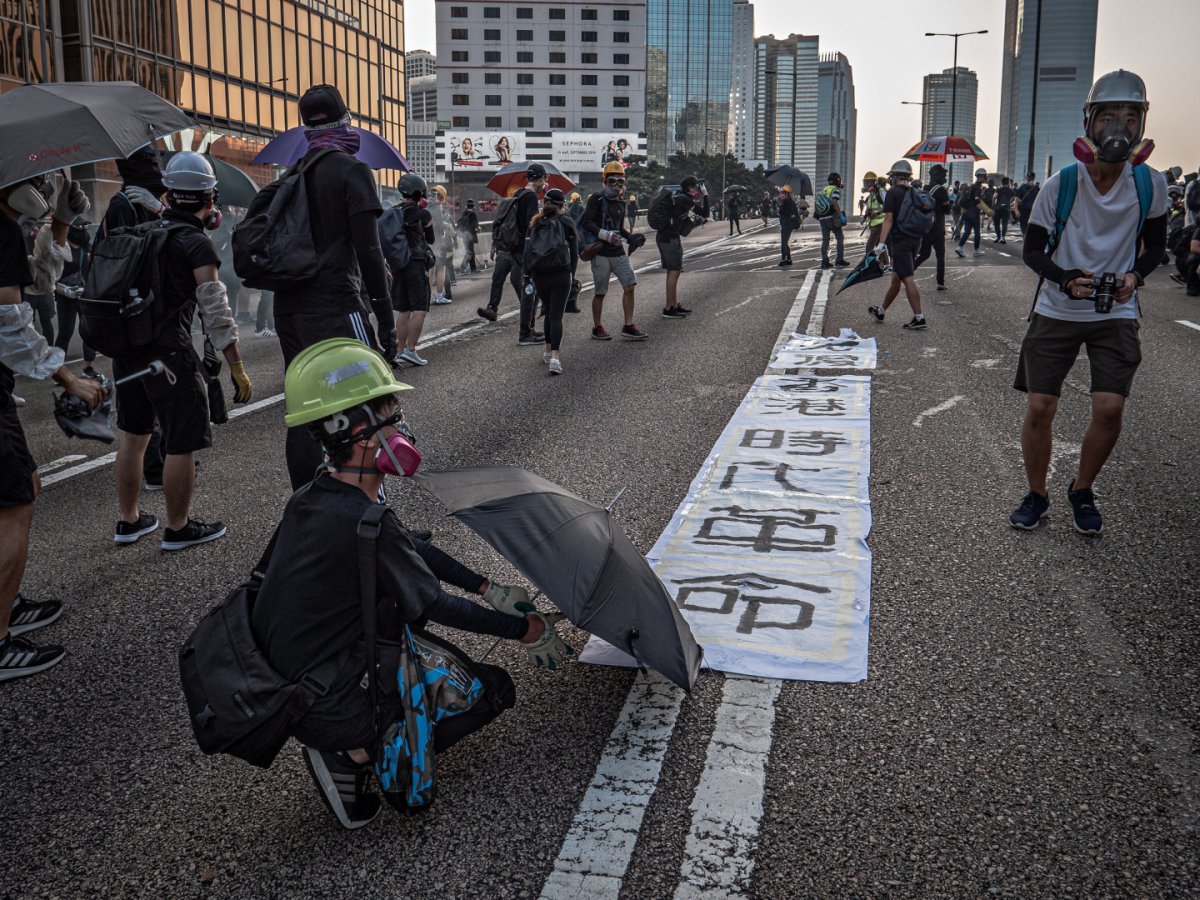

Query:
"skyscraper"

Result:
[[922, 66, 979, 185], [998, 0, 1098, 181], [816, 52, 856, 189], [753, 34, 819, 179], [645, 0, 733, 161], [730, 0, 756, 165], [405, 49, 437, 83]]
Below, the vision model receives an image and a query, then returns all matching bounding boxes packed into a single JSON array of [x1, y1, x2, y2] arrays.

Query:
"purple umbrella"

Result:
[[251, 126, 411, 171]]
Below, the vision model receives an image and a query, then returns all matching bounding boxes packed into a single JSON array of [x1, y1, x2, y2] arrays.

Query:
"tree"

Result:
[[626, 152, 774, 206]]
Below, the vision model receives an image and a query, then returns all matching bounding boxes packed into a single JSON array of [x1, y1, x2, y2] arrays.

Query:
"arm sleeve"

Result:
[[1133, 213, 1168, 281], [195, 281, 239, 349], [0, 302, 64, 378], [349, 209, 390, 299], [1021, 223, 1068, 286], [424, 589, 528, 639]]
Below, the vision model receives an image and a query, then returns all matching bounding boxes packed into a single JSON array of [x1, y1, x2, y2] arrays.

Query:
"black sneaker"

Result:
[[662, 306, 687, 319], [1067, 480, 1103, 535], [161, 519, 227, 551], [936, 284, 947, 291], [621, 324, 648, 340], [517, 333, 543, 346], [902, 316, 928, 331], [835, 259, 849, 267], [675, 304, 692, 315], [7, 595, 63, 636], [565, 300, 581, 313], [819, 261, 833, 269], [1169, 272, 1185, 286], [0, 633, 65, 683], [868, 306, 885, 323], [143, 477, 164, 492], [477, 306, 498, 322], [301, 747, 382, 830], [1009, 491, 1050, 530], [114, 512, 159, 544], [778, 259, 792, 267]]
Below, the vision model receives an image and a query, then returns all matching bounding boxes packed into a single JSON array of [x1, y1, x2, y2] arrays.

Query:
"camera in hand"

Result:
[[1090, 272, 1118, 314]]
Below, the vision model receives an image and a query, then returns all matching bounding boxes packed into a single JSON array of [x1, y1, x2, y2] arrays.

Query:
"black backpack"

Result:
[[525, 216, 571, 274], [647, 188, 674, 231], [492, 189, 528, 253], [232, 148, 345, 291], [177, 499, 386, 769], [377, 205, 413, 272], [78, 219, 190, 358], [894, 185, 937, 238]]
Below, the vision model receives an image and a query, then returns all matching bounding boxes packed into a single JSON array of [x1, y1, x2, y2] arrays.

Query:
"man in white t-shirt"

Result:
[[1010, 70, 1168, 536]]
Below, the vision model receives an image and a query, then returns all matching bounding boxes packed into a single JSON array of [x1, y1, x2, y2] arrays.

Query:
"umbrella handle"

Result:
[[476, 588, 553, 663], [625, 628, 649, 677]]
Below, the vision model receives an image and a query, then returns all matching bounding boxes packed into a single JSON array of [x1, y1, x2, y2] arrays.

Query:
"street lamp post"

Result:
[[702, 126, 728, 200], [924, 30, 988, 138], [902, 99, 947, 181]]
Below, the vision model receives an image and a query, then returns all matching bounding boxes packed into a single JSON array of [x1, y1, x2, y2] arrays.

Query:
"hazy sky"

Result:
[[404, 0, 1197, 173]]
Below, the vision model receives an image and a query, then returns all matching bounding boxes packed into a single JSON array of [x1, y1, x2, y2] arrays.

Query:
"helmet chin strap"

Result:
[[330, 406, 406, 478]]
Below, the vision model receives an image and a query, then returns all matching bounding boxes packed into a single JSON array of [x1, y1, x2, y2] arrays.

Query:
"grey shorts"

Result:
[[656, 234, 684, 271], [1014, 313, 1142, 397], [590, 253, 638, 294]]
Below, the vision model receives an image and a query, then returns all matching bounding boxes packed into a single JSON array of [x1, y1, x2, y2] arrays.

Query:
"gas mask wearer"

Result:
[[1073, 104, 1154, 166]]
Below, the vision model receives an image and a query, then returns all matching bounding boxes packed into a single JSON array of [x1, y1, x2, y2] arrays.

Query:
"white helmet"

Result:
[[163, 152, 217, 193], [974, 167, 988, 178], [888, 160, 913, 178]]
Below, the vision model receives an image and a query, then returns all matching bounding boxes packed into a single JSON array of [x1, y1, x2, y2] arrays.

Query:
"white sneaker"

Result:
[[399, 348, 428, 366], [432, 293, 452, 305], [973, 249, 986, 257], [11, 394, 25, 407], [543, 351, 552, 364], [548, 358, 563, 375]]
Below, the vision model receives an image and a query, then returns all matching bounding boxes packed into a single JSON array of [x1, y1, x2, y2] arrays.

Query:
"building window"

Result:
[[614, 118, 629, 129], [518, 95, 534, 107], [450, 6, 467, 17], [485, 72, 502, 84], [582, 96, 597, 107], [582, 117, 598, 128], [452, 94, 470, 106], [550, 96, 566, 107], [518, 116, 534, 128], [582, 52, 598, 64], [516, 7, 533, 18], [517, 29, 533, 41], [581, 30, 597, 41], [613, 74, 630, 86], [581, 74, 598, 85], [517, 73, 534, 85], [613, 96, 629, 108], [484, 28, 501, 40], [517, 51, 534, 63], [549, 29, 566, 41], [451, 50, 469, 62], [614, 31, 629, 42], [451, 28, 469, 40], [581, 8, 597, 20], [485, 95, 502, 106], [486, 116, 502, 127], [483, 6, 500, 17], [451, 72, 469, 84], [452, 116, 470, 127], [613, 53, 630, 64], [485, 51, 502, 63], [549, 52, 566, 63], [613, 9, 630, 20], [550, 117, 567, 128], [549, 73, 566, 85], [549, 7, 566, 19]]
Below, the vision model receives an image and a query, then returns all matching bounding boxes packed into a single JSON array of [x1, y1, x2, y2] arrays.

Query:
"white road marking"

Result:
[[715, 297, 753, 317], [39, 451, 118, 487], [921, 346, 938, 358], [35, 454, 87, 475], [804, 270, 834, 336], [912, 394, 967, 428], [971, 358, 1002, 368], [1177, 319, 1200, 332], [674, 676, 781, 899]]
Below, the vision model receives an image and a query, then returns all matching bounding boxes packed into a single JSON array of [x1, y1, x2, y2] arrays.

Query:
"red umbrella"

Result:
[[904, 135, 989, 163], [485, 161, 575, 198]]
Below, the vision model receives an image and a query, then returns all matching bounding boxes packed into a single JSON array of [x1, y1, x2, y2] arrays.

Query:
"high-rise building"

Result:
[[922, 66, 979, 185], [816, 52, 855, 189], [753, 34, 819, 180], [645, 0, 733, 162], [729, 0, 756, 165], [435, 0, 647, 134], [998, 0, 1097, 182], [408, 74, 438, 123], [406, 49, 437, 82]]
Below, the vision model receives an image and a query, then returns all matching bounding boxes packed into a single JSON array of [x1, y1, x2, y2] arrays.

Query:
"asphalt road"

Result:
[[3, 221, 1197, 898]]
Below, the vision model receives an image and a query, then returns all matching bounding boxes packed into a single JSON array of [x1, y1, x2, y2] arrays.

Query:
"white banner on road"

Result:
[[771, 328, 878, 370]]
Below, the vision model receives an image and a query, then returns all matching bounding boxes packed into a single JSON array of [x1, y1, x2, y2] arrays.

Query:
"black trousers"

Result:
[[53, 293, 96, 362], [531, 270, 571, 351], [780, 225, 794, 262], [994, 208, 1011, 239], [25, 294, 54, 346], [488, 251, 523, 310], [916, 228, 946, 286], [729, 214, 742, 235]]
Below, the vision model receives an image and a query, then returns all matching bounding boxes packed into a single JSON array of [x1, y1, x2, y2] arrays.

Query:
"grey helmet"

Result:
[[162, 152, 217, 193], [397, 173, 428, 200], [1081, 69, 1152, 163], [974, 167, 988, 178], [1084, 69, 1149, 116], [887, 159, 913, 178]]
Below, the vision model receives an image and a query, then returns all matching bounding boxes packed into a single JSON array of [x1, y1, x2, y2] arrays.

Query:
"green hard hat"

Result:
[[284, 338, 412, 428]]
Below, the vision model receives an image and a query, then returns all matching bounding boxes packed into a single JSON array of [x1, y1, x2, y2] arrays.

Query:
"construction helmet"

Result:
[[629, 194, 637, 201], [162, 152, 217, 193], [888, 160, 913, 178], [974, 167, 988, 178], [284, 338, 412, 429], [862, 171, 877, 189], [431, 184, 447, 200], [781, 184, 793, 193], [1077, 69, 1152, 165], [603, 161, 625, 177], [569, 192, 581, 202], [398, 173, 428, 200]]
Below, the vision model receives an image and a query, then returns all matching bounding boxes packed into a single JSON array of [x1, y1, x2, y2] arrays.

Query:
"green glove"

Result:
[[523, 611, 574, 671], [483, 582, 534, 617]]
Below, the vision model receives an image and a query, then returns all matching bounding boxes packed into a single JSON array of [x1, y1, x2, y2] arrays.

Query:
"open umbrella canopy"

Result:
[[765, 166, 814, 197], [723, 183, 748, 194], [161, 151, 258, 208], [836, 249, 892, 295], [251, 126, 411, 171], [485, 161, 575, 198], [415, 466, 703, 691], [0, 81, 196, 189], [904, 135, 989, 163]]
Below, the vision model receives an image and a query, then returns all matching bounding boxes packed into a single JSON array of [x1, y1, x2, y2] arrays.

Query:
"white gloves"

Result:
[[483, 582, 534, 616], [123, 185, 163, 216], [598, 229, 621, 246], [53, 180, 90, 224], [522, 611, 574, 670]]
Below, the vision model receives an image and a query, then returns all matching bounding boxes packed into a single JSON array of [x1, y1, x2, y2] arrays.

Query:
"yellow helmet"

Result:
[[863, 171, 877, 183], [431, 184, 447, 200], [629, 194, 637, 201], [570, 192, 581, 202], [781, 184, 793, 193], [603, 161, 625, 177]]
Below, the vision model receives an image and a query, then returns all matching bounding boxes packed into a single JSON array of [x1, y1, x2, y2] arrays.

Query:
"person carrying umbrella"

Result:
[[258, 338, 571, 828], [867, 160, 928, 331], [778, 185, 800, 266], [727, 191, 743, 235]]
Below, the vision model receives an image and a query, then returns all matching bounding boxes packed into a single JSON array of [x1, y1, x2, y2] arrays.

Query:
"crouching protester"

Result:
[[250, 339, 571, 828]]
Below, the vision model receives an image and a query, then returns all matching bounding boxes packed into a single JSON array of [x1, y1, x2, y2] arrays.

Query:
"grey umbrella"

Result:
[[415, 466, 703, 692], [0, 81, 196, 189], [765, 165, 814, 198]]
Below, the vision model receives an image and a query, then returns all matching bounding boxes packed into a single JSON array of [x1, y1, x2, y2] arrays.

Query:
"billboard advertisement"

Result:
[[552, 133, 641, 172], [443, 132, 525, 172]]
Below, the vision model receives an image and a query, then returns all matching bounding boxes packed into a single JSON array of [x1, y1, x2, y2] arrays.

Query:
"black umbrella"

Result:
[[723, 184, 748, 194], [415, 466, 703, 691], [836, 249, 892, 295], [765, 165, 814, 197], [0, 82, 196, 189], [162, 151, 258, 208]]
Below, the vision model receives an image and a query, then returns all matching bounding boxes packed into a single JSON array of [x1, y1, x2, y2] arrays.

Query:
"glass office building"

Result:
[[645, 0, 733, 162]]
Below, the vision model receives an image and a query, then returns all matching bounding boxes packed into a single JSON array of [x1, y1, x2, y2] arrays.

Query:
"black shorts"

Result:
[[274, 309, 376, 367], [0, 402, 37, 508], [391, 261, 431, 313], [657, 234, 684, 271], [1014, 313, 1142, 397], [114, 349, 212, 455], [889, 236, 920, 279]]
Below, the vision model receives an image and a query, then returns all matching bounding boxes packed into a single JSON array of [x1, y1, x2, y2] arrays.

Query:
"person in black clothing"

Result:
[[259, 85, 391, 491], [478, 163, 545, 345], [111, 152, 251, 552], [581, 164, 644, 338], [265, 340, 571, 828], [778, 186, 800, 266], [727, 192, 743, 235], [52, 219, 96, 368], [524, 188, 578, 375], [956, 168, 992, 256], [655, 175, 709, 319], [916, 163, 952, 291], [868, 160, 927, 331], [993, 177, 1015, 243], [626, 195, 639, 230], [388, 174, 435, 368], [457, 199, 479, 273]]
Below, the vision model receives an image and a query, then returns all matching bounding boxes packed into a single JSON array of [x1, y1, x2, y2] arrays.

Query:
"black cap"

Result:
[[544, 188, 566, 204], [526, 162, 547, 179], [680, 175, 699, 190], [300, 84, 350, 128], [929, 163, 946, 176], [828, 172, 841, 185]]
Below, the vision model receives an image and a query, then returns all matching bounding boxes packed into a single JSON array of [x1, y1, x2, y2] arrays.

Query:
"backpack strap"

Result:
[[1131, 164, 1154, 235], [357, 502, 389, 734], [1048, 163, 1079, 256]]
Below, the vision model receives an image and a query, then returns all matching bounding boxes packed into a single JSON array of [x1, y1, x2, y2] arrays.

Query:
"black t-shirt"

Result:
[[1017, 183, 1039, 212], [883, 184, 920, 246], [275, 149, 383, 316], [153, 208, 220, 353], [928, 183, 951, 228], [1, 213, 35, 405], [996, 186, 1015, 210], [403, 203, 434, 255], [960, 182, 984, 210]]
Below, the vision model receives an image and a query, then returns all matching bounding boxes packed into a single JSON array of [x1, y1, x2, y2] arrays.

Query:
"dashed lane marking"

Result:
[[1177, 319, 1200, 332], [804, 269, 834, 336], [35, 454, 87, 475], [912, 394, 967, 428]]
